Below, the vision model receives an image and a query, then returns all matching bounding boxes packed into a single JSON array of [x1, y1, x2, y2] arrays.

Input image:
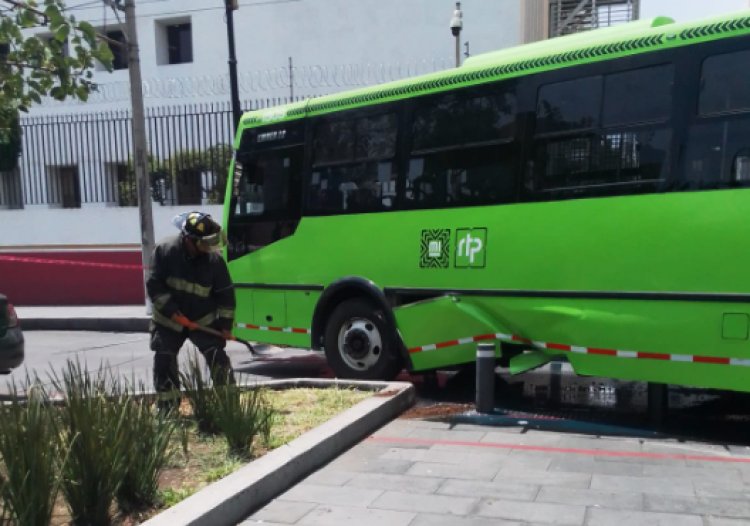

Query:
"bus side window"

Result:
[[682, 49, 750, 191], [405, 82, 519, 210], [308, 113, 398, 215]]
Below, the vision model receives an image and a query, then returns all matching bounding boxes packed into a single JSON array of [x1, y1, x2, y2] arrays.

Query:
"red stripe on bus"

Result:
[[474, 334, 496, 341], [512, 335, 531, 344], [588, 347, 618, 356], [693, 355, 731, 365], [546, 343, 571, 351], [291, 328, 309, 334], [637, 351, 671, 360], [408, 347, 422, 354], [436, 340, 459, 349]]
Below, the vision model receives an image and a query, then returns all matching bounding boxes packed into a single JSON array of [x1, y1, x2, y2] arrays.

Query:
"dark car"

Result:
[[0, 294, 24, 374]]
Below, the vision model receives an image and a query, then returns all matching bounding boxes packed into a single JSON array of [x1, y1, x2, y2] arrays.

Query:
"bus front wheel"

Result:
[[323, 298, 403, 380]]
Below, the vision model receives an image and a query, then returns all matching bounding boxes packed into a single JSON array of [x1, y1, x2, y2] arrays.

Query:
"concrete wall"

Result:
[[0, 205, 222, 305], [31, 0, 523, 113]]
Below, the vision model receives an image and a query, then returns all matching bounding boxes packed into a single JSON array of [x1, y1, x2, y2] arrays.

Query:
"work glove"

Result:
[[221, 330, 236, 341], [172, 313, 198, 330]]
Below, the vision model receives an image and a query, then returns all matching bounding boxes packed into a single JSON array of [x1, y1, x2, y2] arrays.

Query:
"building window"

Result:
[[167, 23, 192, 64], [48, 165, 81, 208], [156, 20, 192, 65], [107, 30, 128, 70]]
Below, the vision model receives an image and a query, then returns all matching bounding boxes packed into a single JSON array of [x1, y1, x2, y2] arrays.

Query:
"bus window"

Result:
[[684, 117, 750, 189], [412, 89, 517, 150], [307, 113, 398, 215], [405, 84, 519, 210], [227, 146, 303, 259], [536, 76, 601, 134], [699, 49, 750, 116], [603, 64, 673, 127], [532, 67, 672, 200]]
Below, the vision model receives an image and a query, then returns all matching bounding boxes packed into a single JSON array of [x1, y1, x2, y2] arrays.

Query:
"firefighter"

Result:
[[147, 211, 236, 410]]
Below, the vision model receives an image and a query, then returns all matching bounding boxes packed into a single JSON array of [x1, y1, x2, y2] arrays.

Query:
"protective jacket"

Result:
[[147, 235, 235, 332]]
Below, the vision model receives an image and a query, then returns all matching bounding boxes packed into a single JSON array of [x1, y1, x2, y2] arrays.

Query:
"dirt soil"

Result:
[[400, 402, 473, 419]]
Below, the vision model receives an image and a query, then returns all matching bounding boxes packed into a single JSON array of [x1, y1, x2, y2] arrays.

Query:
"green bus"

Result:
[[224, 11, 750, 392]]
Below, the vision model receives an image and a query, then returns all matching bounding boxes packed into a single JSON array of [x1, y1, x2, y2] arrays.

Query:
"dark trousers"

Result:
[[150, 324, 235, 401]]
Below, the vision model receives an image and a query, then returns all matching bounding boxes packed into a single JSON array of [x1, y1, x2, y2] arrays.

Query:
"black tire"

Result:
[[323, 298, 403, 380]]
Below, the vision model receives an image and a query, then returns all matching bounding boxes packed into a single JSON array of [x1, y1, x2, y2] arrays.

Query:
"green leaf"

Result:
[[54, 24, 70, 43]]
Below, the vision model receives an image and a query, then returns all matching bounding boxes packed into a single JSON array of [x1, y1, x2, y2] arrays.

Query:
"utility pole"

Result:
[[450, 2, 463, 67], [225, 0, 242, 131], [115, 0, 155, 312]]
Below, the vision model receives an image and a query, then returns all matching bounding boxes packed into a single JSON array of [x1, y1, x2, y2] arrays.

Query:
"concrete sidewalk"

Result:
[[16, 305, 149, 332], [239, 411, 750, 526]]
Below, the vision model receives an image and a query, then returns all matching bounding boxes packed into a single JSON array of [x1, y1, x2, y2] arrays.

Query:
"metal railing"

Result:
[[0, 98, 306, 209], [550, 0, 640, 37]]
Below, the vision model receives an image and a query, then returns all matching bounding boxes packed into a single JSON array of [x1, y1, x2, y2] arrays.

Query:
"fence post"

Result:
[[476, 342, 496, 414]]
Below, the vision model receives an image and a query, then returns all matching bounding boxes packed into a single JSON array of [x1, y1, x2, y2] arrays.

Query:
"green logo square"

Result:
[[420, 229, 450, 268], [455, 228, 487, 268]]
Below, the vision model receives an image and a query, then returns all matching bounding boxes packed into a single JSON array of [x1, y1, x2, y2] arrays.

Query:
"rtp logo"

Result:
[[455, 228, 487, 268]]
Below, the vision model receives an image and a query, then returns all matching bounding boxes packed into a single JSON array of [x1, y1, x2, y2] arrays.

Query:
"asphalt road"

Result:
[[0, 331, 330, 397]]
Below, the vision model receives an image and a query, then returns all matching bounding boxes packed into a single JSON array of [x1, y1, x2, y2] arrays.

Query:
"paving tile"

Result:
[[536, 485, 644, 510], [644, 494, 750, 519], [642, 464, 744, 483], [481, 430, 563, 447], [249, 499, 317, 523], [409, 512, 523, 526], [590, 474, 695, 497], [549, 457, 644, 476], [296, 504, 415, 526], [502, 450, 554, 470], [694, 479, 750, 499], [381, 445, 508, 466], [475, 497, 586, 525], [370, 490, 478, 515], [554, 436, 642, 452], [585, 507, 703, 525], [278, 483, 382, 507], [494, 467, 592, 488], [706, 517, 750, 526], [327, 448, 415, 475], [406, 460, 501, 480], [346, 472, 443, 494], [406, 428, 487, 442], [438, 478, 539, 501], [301, 469, 355, 486]]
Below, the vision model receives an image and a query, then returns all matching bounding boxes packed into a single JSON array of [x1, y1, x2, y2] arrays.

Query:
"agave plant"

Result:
[[0, 376, 65, 526], [212, 386, 276, 458], [51, 360, 131, 526], [116, 380, 178, 513], [180, 352, 221, 434]]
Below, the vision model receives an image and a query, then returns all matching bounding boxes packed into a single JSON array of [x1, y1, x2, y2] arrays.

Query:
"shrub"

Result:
[[180, 352, 220, 434], [116, 391, 178, 513], [52, 360, 131, 526], [212, 386, 275, 458], [0, 378, 63, 526]]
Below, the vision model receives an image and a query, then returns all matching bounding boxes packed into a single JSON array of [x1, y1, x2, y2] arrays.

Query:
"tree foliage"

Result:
[[0, 0, 114, 129]]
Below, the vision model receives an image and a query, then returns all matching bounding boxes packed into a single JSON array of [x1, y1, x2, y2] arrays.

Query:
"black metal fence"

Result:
[[0, 97, 304, 209]]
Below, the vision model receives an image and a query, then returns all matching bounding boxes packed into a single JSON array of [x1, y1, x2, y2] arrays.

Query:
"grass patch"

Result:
[[156, 388, 370, 502]]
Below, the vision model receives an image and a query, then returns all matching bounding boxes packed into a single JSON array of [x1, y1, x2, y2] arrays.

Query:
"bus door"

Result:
[[228, 126, 305, 330]]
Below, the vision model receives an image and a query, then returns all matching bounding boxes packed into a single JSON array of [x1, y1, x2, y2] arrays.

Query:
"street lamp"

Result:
[[224, 0, 242, 132], [450, 1, 463, 67]]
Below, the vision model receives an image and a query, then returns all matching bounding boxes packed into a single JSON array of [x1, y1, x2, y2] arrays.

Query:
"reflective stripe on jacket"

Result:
[[146, 235, 236, 332]]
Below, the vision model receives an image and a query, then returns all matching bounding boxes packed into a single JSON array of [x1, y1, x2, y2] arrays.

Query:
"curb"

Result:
[[21, 317, 149, 332], [141, 378, 416, 526]]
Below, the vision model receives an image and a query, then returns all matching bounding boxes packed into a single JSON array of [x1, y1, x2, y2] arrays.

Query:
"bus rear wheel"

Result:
[[323, 298, 403, 380]]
